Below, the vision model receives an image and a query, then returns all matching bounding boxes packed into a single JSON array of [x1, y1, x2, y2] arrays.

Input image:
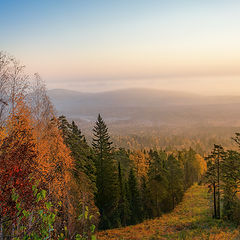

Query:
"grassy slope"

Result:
[[97, 184, 240, 240]]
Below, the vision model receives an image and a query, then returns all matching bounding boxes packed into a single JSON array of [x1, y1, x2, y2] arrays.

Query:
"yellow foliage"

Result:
[[129, 150, 149, 178], [195, 154, 207, 176], [35, 117, 74, 199]]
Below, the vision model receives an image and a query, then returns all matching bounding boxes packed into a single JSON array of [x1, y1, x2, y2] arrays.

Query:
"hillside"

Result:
[[97, 184, 240, 240], [48, 88, 240, 127], [48, 88, 240, 153]]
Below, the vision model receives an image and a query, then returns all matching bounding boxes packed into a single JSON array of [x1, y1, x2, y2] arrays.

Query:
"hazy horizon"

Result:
[[1, 0, 240, 95], [47, 86, 240, 97]]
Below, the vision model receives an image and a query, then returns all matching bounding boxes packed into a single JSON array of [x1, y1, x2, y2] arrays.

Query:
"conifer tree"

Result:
[[127, 168, 142, 225], [166, 154, 184, 210], [117, 162, 130, 227], [92, 114, 119, 229], [205, 144, 225, 219], [58, 115, 96, 185], [148, 150, 168, 216], [140, 175, 152, 219], [221, 150, 240, 220], [58, 115, 98, 231], [213, 145, 225, 219], [113, 148, 132, 177]]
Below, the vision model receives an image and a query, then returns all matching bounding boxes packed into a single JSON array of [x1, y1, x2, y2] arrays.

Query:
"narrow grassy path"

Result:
[[97, 184, 240, 240]]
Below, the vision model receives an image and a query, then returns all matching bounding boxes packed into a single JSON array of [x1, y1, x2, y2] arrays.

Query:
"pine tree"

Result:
[[127, 168, 142, 225], [58, 115, 96, 185], [221, 150, 240, 220], [166, 154, 184, 210], [117, 162, 130, 227], [148, 150, 168, 216], [113, 148, 132, 178], [205, 144, 225, 219], [58, 115, 98, 232], [213, 145, 225, 219], [140, 175, 152, 219], [92, 114, 119, 229]]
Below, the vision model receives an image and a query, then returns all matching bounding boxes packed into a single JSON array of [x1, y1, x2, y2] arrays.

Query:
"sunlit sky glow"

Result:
[[1, 0, 240, 95]]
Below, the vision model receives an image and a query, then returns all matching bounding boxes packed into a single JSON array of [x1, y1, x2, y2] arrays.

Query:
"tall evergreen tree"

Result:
[[114, 148, 132, 177], [213, 145, 225, 219], [148, 150, 168, 216], [58, 115, 98, 230], [166, 154, 184, 210], [58, 115, 96, 187], [205, 144, 225, 219], [140, 175, 152, 219], [117, 162, 130, 227], [221, 150, 240, 220], [92, 114, 119, 229], [205, 153, 218, 219], [127, 168, 142, 225]]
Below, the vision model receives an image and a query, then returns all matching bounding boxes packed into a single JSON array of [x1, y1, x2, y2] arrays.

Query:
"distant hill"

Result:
[[48, 88, 240, 127]]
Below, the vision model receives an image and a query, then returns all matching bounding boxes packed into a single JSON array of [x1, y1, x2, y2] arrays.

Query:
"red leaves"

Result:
[[0, 99, 36, 217]]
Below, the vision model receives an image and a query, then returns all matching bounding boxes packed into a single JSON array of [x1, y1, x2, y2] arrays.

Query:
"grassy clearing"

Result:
[[97, 184, 240, 240]]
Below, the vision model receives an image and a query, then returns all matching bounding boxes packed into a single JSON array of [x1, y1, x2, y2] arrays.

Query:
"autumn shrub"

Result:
[[11, 184, 56, 240], [11, 182, 97, 240]]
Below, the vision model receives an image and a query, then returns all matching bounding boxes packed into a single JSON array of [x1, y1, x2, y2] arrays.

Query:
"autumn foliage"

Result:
[[1, 51, 237, 240], [0, 52, 98, 239], [0, 98, 37, 218]]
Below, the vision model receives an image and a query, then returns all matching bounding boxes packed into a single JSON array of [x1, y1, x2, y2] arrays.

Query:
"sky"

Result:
[[1, 0, 240, 95]]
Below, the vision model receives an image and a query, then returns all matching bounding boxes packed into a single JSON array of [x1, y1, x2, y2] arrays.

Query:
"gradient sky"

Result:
[[1, 0, 240, 94]]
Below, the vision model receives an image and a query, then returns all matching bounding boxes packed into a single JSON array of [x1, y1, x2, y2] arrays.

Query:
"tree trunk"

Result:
[[213, 182, 217, 219], [217, 154, 221, 219]]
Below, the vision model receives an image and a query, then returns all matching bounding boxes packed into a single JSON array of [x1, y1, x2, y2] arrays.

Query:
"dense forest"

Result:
[[1, 52, 240, 240]]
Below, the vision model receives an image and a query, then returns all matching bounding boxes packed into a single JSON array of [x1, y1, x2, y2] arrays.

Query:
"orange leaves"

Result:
[[0, 98, 37, 216], [35, 117, 74, 199], [0, 126, 6, 141]]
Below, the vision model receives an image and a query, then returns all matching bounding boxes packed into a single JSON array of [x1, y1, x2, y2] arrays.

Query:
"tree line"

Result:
[[58, 114, 206, 230], [0, 52, 206, 239]]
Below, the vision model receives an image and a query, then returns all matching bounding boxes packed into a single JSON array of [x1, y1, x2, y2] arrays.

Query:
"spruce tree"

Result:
[[148, 150, 168, 216], [58, 115, 97, 230], [140, 175, 152, 219], [127, 168, 142, 225], [166, 154, 184, 210], [117, 162, 130, 227], [92, 114, 119, 229], [58, 115, 96, 185]]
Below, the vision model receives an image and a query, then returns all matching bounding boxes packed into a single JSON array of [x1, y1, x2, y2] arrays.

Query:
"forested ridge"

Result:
[[1, 52, 240, 240]]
